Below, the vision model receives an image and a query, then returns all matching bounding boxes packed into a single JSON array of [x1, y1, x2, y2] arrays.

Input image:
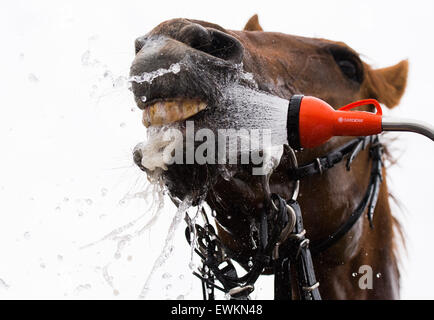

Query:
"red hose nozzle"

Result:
[[287, 95, 383, 149]]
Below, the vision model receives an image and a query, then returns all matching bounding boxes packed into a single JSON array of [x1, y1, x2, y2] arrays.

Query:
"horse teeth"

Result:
[[142, 100, 207, 127]]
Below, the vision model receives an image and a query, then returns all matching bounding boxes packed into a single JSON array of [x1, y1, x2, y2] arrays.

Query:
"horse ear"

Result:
[[364, 60, 409, 109], [244, 14, 263, 31]]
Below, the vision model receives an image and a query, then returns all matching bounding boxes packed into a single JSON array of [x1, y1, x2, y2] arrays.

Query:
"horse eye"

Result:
[[338, 60, 357, 80], [329, 46, 363, 83]]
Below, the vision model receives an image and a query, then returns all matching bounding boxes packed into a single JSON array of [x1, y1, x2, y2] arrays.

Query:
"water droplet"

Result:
[[81, 50, 91, 66], [28, 73, 39, 83], [85, 198, 93, 205], [227, 215, 232, 220], [140, 96, 147, 103], [352, 272, 358, 277], [88, 34, 99, 43], [219, 166, 234, 181], [89, 84, 100, 98], [171, 63, 181, 74], [248, 261, 253, 268], [0, 279, 9, 290], [74, 284, 91, 294], [376, 273, 382, 278], [162, 273, 172, 279], [101, 188, 108, 197], [165, 284, 172, 290], [178, 274, 184, 280], [113, 76, 125, 88]]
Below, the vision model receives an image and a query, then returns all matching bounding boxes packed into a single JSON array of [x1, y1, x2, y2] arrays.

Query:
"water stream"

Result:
[[139, 196, 192, 299]]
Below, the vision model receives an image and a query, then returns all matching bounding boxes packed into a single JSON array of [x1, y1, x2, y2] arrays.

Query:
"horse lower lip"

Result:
[[142, 99, 207, 127]]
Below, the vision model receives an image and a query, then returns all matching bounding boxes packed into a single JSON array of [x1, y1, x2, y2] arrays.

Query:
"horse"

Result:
[[130, 15, 408, 299]]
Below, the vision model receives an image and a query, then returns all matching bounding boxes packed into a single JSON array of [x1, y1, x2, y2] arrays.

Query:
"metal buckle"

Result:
[[315, 158, 323, 174], [296, 238, 310, 259], [272, 203, 297, 260], [279, 204, 297, 243], [288, 147, 300, 201], [272, 243, 280, 260], [302, 281, 320, 292], [288, 229, 306, 241], [228, 285, 254, 298]]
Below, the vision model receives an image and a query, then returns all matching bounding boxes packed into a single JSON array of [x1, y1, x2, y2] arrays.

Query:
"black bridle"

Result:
[[185, 135, 384, 300]]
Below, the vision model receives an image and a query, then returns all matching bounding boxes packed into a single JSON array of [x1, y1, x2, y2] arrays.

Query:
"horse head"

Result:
[[130, 15, 408, 299]]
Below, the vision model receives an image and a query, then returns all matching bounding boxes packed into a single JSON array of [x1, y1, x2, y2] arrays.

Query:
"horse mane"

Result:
[[381, 134, 407, 290]]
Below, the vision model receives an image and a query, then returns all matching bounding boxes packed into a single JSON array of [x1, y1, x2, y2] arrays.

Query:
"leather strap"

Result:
[[273, 198, 321, 300], [310, 136, 383, 253], [274, 257, 292, 300], [286, 200, 321, 300], [289, 136, 375, 180]]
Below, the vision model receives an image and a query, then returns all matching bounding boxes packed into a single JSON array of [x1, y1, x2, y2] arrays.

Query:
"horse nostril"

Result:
[[179, 24, 212, 50], [178, 24, 244, 64]]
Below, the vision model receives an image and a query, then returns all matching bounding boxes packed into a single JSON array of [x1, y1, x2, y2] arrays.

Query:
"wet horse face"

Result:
[[131, 16, 408, 298]]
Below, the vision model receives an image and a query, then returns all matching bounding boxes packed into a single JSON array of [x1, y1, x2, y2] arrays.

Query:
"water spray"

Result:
[[198, 84, 434, 152], [286, 95, 434, 149]]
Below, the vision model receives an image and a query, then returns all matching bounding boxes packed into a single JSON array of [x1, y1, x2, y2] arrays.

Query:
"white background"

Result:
[[0, 0, 433, 299]]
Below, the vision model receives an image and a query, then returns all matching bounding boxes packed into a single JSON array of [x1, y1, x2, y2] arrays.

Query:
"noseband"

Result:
[[185, 135, 383, 300]]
